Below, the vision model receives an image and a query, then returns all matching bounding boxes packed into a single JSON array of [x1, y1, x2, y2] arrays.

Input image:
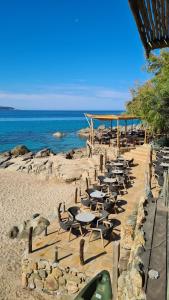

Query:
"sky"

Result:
[[0, 0, 151, 110]]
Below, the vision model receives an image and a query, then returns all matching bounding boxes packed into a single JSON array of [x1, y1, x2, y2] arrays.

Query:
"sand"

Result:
[[0, 170, 75, 300]]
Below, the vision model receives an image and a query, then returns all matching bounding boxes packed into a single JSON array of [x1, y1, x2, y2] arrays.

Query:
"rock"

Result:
[[53, 132, 65, 138], [64, 274, 80, 285], [38, 269, 47, 279], [35, 148, 51, 158], [0, 156, 11, 165], [65, 150, 75, 159], [77, 128, 90, 138], [38, 261, 46, 270], [66, 281, 79, 294], [0, 161, 13, 169], [21, 273, 28, 288], [58, 276, 66, 287], [11, 145, 30, 156], [22, 152, 33, 161], [77, 272, 86, 282], [45, 274, 59, 291], [148, 269, 159, 279], [33, 217, 50, 235], [98, 124, 106, 130], [28, 276, 35, 290], [34, 278, 44, 291], [32, 272, 41, 281], [9, 226, 19, 239], [52, 267, 63, 280], [1, 151, 11, 157], [32, 213, 40, 219]]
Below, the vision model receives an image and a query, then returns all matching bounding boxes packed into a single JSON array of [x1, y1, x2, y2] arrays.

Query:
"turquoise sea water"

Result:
[[0, 110, 140, 153]]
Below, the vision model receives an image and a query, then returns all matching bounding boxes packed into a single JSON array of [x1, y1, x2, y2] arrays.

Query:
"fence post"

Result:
[[112, 241, 120, 300], [54, 246, 59, 263], [79, 239, 85, 265], [86, 177, 89, 190], [28, 227, 33, 254], [75, 187, 78, 204], [100, 154, 104, 173]]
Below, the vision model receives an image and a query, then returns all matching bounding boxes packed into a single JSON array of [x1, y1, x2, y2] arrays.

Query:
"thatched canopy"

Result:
[[85, 113, 140, 121], [129, 0, 169, 57]]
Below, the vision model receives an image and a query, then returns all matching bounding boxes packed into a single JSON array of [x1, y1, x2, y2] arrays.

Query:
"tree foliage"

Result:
[[126, 50, 169, 133]]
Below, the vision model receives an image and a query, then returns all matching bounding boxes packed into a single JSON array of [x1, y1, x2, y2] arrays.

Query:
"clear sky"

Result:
[[0, 0, 150, 110]]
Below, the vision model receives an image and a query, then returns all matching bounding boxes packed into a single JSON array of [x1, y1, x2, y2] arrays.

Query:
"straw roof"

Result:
[[85, 113, 140, 121], [129, 0, 169, 57]]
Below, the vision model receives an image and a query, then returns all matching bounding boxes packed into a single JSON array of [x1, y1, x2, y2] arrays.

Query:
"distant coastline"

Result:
[[0, 106, 15, 110]]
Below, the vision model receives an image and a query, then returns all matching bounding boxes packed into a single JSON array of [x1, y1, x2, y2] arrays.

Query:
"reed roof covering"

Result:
[[86, 113, 140, 121], [129, 0, 169, 57]]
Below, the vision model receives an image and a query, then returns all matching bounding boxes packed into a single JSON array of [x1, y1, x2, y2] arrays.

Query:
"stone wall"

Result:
[[118, 196, 147, 300], [21, 258, 89, 297]]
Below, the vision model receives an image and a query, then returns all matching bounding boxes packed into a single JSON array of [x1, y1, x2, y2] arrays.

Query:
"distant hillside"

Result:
[[0, 106, 15, 110]]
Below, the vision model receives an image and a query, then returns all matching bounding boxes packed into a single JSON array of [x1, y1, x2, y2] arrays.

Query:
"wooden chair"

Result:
[[89, 220, 113, 248]]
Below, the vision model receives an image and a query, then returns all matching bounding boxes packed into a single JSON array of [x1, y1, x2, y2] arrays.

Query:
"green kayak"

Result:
[[74, 270, 113, 300]]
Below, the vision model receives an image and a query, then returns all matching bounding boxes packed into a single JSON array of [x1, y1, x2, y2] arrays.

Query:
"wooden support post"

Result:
[[44, 226, 47, 236], [94, 169, 97, 182], [75, 187, 78, 204], [28, 227, 33, 254], [144, 128, 147, 144], [54, 246, 59, 263], [86, 177, 89, 190], [63, 201, 66, 212], [112, 241, 120, 300], [105, 150, 107, 164], [125, 120, 127, 138], [79, 239, 85, 265], [100, 154, 104, 173], [117, 119, 120, 151]]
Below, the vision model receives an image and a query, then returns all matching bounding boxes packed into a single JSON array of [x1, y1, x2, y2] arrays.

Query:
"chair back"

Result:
[[68, 206, 80, 220]]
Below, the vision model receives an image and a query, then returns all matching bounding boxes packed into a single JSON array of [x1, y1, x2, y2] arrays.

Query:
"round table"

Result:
[[163, 156, 169, 160], [117, 157, 125, 161], [160, 162, 169, 168], [113, 162, 124, 167], [90, 190, 106, 199], [75, 212, 95, 224], [103, 177, 117, 184], [161, 150, 169, 154], [111, 169, 124, 175]]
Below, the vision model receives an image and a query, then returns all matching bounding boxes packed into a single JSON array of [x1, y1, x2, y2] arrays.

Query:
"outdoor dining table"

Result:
[[111, 169, 124, 175], [75, 212, 95, 224], [113, 162, 124, 167], [161, 150, 169, 154], [162, 156, 169, 160], [160, 162, 169, 168], [103, 177, 117, 184], [90, 190, 106, 199]]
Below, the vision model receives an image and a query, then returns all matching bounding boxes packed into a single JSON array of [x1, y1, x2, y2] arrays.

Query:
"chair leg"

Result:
[[79, 224, 83, 236], [89, 230, 93, 242], [100, 231, 104, 248], [68, 227, 72, 242]]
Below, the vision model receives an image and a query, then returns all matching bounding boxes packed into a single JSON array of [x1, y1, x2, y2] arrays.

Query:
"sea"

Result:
[[0, 110, 140, 153]]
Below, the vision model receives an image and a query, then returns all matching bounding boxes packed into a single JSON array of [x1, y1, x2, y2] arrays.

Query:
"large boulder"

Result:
[[53, 132, 65, 138], [35, 148, 51, 158], [65, 150, 75, 159], [17, 215, 50, 239], [11, 145, 30, 156], [77, 128, 90, 138]]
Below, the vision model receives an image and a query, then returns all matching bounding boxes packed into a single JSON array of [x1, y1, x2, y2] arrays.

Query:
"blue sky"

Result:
[[0, 0, 150, 110]]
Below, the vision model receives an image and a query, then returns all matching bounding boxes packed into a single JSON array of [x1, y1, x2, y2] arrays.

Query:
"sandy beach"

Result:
[[0, 170, 76, 300]]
